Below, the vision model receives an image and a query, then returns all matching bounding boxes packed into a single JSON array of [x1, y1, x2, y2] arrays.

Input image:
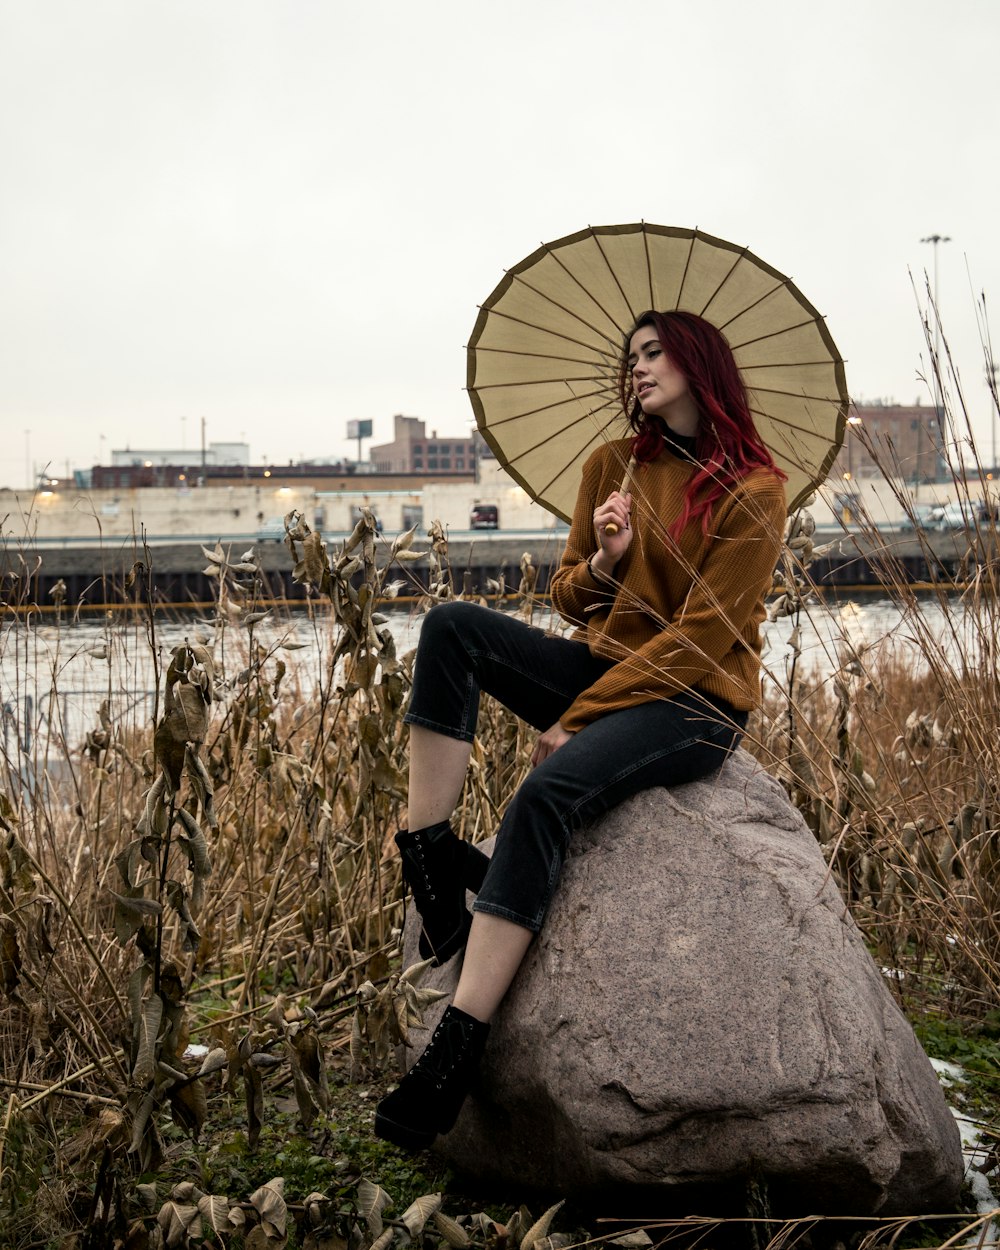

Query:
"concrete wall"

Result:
[[0, 461, 563, 545]]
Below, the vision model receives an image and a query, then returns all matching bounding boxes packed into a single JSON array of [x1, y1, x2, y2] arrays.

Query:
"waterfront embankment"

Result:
[[0, 524, 993, 611]]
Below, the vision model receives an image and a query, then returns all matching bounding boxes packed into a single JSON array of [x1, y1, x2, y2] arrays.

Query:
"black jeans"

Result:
[[404, 602, 748, 933]]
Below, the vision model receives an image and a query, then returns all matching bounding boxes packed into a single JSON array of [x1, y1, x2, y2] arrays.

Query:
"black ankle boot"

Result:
[[374, 1005, 490, 1151], [395, 823, 490, 964]]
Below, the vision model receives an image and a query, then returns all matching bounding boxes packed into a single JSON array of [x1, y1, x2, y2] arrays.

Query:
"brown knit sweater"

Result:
[[549, 439, 787, 733]]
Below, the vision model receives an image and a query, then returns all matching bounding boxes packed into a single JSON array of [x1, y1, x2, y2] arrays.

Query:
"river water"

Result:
[[0, 594, 984, 763]]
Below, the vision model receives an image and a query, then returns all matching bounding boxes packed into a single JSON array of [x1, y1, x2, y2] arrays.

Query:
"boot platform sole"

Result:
[[374, 1109, 436, 1152], [418, 909, 473, 965]]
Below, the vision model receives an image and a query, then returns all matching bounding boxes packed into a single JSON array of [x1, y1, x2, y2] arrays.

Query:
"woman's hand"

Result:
[[531, 721, 575, 767], [592, 490, 633, 568]]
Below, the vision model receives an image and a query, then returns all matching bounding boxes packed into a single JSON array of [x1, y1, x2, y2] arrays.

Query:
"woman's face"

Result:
[[627, 327, 691, 419]]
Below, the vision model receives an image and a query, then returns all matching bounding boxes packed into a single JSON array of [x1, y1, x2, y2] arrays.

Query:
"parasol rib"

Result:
[[740, 358, 844, 372], [729, 314, 832, 352], [472, 345, 616, 368], [592, 229, 642, 326], [503, 408, 624, 471], [697, 247, 750, 320], [532, 439, 618, 506], [748, 405, 846, 440], [744, 385, 846, 404], [714, 277, 791, 334], [509, 269, 630, 354], [476, 305, 619, 364], [671, 229, 698, 310], [484, 388, 623, 431], [641, 224, 656, 312], [545, 241, 636, 340], [472, 375, 617, 393]]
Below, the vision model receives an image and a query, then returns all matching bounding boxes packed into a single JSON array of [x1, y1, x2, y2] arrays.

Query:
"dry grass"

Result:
[[1, 307, 999, 1242]]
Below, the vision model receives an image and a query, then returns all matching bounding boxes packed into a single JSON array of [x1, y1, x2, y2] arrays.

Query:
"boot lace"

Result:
[[412, 1013, 474, 1082]]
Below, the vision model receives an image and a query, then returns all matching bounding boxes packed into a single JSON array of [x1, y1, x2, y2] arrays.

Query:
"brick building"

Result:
[[832, 403, 944, 483], [370, 415, 477, 474]]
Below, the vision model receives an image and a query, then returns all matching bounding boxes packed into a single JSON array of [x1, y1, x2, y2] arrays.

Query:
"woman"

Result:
[[375, 309, 788, 1151]]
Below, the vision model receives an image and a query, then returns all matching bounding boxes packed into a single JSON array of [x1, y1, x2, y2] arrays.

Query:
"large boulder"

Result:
[[402, 749, 963, 1214]]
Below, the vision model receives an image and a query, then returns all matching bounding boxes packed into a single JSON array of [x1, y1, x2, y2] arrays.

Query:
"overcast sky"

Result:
[[1, 0, 998, 489]]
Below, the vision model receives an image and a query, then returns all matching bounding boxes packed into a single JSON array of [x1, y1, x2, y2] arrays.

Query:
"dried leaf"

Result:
[[171, 1181, 205, 1205], [250, 1176, 287, 1238], [165, 880, 202, 952], [169, 1077, 207, 1138], [128, 1089, 157, 1156], [111, 890, 163, 919], [433, 1211, 471, 1248], [302, 531, 328, 583], [349, 1007, 366, 1080], [249, 1051, 283, 1070], [137, 1183, 159, 1213], [341, 516, 368, 554], [357, 1179, 392, 1239], [135, 995, 164, 1085], [157, 1199, 201, 1247], [398, 957, 436, 986], [369, 1230, 395, 1250], [175, 808, 212, 878], [286, 1023, 329, 1125], [154, 720, 186, 790], [244, 1064, 264, 1149], [114, 840, 144, 890], [197, 1046, 229, 1077], [520, 1200, 564, 1250], [401, 1193, 442, 1237], [0, 918, 21, 995], [245, 1226, 282, 1249], [197, 1194, 232, 1234]]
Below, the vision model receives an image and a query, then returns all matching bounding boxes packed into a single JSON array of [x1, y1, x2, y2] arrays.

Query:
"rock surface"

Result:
[[402, 749, 963, 1214]]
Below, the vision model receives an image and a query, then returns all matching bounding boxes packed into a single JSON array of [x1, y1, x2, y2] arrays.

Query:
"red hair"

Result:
[[618, 310, 786, 537]]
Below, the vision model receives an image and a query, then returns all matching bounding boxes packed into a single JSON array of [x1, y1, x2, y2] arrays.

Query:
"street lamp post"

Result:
[[920, 233, 952, 481]]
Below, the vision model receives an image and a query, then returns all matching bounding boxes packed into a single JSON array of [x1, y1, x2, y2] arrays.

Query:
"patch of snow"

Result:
[[931, 1058, 967, 1086], [183, 1043, 210, 1060], [934, 1061, 1000, 1245], [880, 966, 905, 980]]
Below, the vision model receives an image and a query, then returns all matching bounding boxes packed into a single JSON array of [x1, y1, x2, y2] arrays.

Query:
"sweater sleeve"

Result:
[[559, 473, 787, 732], [548, 446, 619, 626]]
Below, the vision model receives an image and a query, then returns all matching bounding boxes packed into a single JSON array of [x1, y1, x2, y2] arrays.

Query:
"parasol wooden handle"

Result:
[[603, 457, 637, 535]]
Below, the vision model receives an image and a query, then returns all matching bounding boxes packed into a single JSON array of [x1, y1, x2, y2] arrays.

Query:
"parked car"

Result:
[[898, 505, 944, 532], [933, 502, 973, 531], [256, 516, 288, 543], [470, 504, 499, 529]]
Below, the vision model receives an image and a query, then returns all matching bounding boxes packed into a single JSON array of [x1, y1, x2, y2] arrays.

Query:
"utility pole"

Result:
[[920, 233, 951, 481]]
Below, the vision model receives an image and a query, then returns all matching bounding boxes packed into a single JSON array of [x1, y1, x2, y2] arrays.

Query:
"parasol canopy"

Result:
[[467, 222, 849, 520]]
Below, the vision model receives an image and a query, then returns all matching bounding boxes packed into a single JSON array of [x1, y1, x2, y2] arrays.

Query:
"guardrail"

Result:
[[6, 527, 573, 549]]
